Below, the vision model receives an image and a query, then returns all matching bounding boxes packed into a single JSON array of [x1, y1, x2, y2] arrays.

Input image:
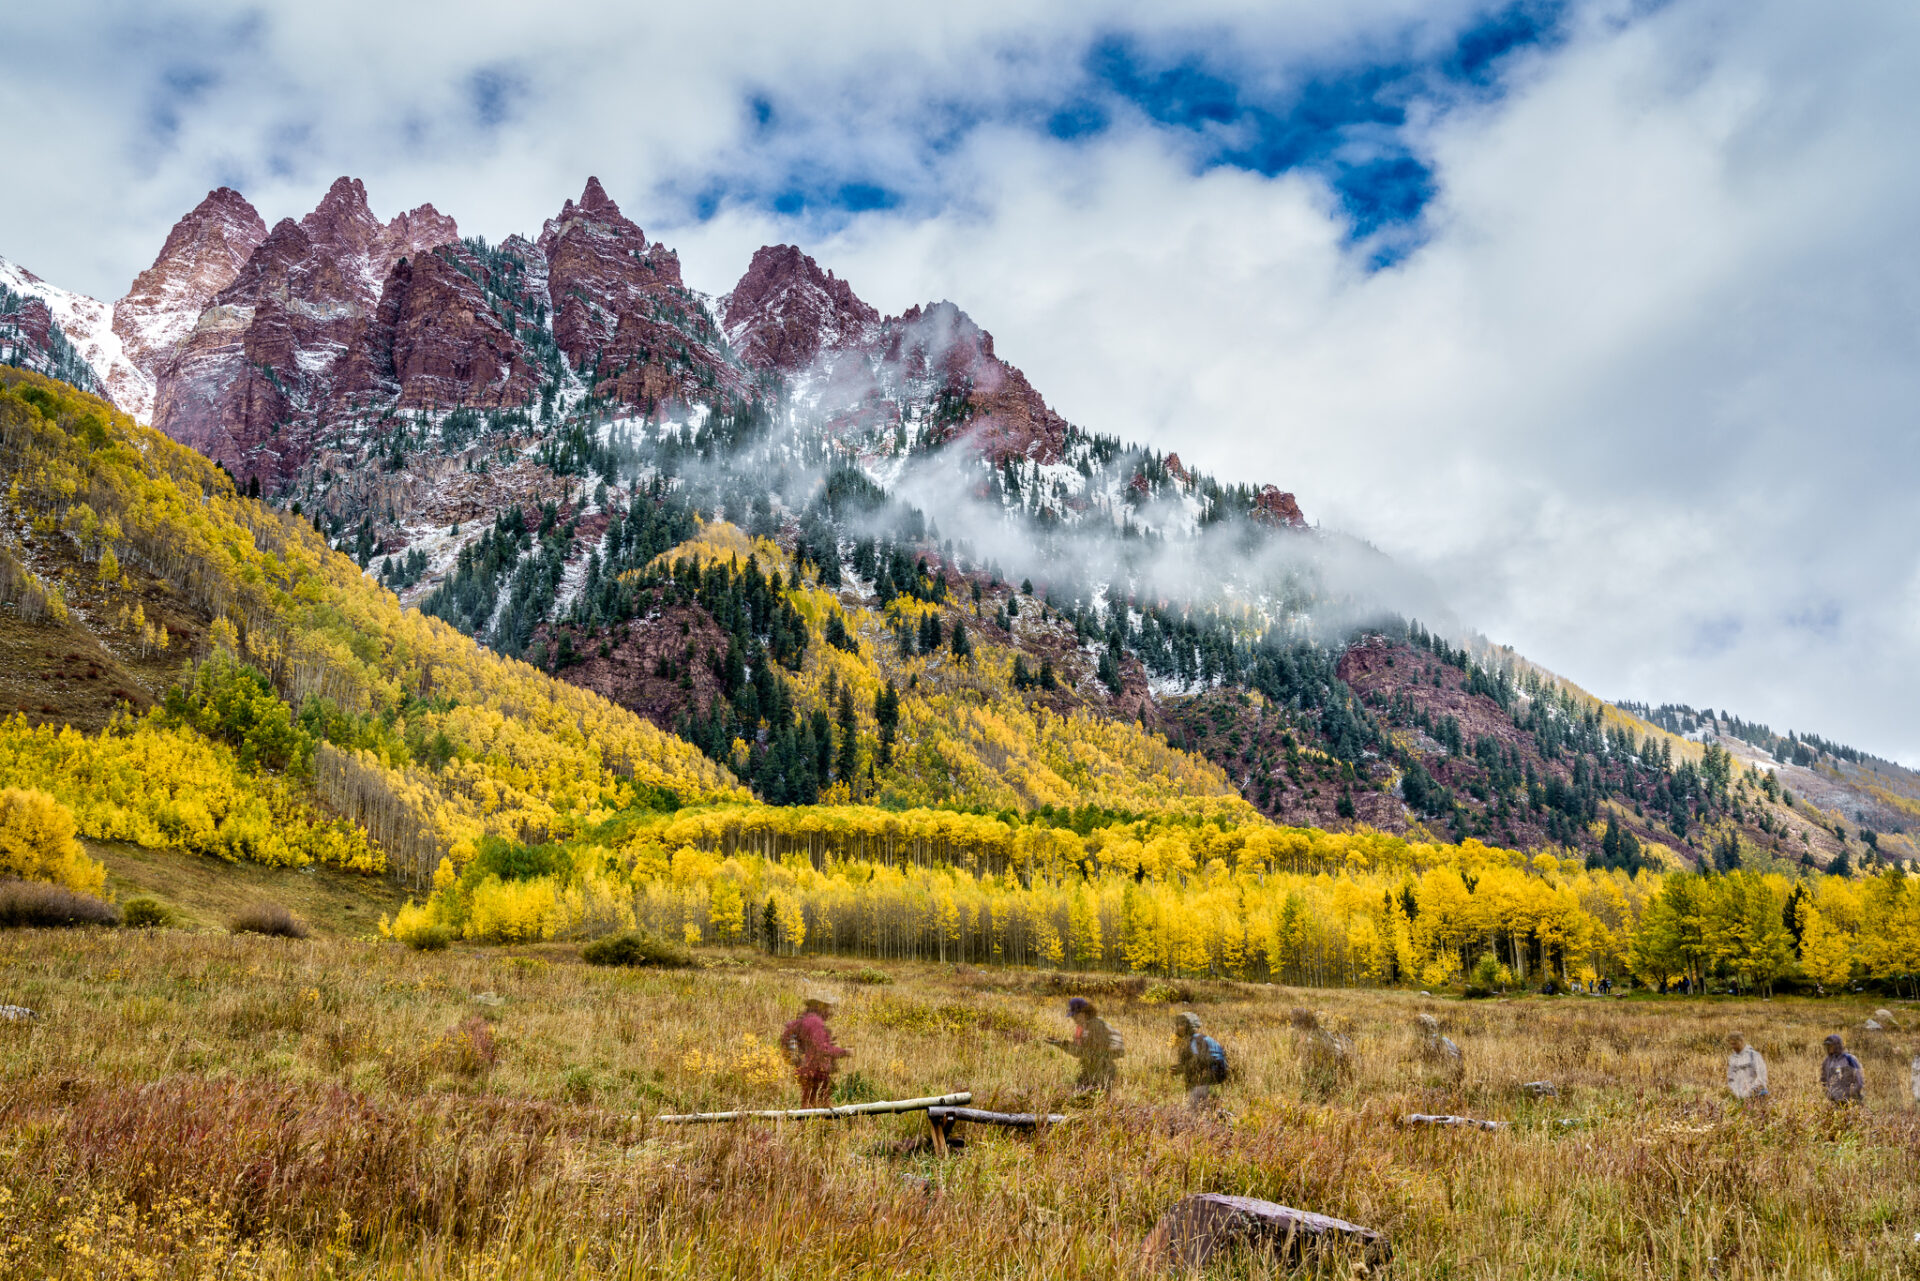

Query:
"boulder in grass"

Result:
[[1404, 1113, 1506, 1131], [1141, 1194, 1390, 1272], [1522, 1080, 1558, 1098], [0, 1005, 36, 1021]]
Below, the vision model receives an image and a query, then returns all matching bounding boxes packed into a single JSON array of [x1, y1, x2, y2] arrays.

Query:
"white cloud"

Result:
[[2, 0, 1916, 760], [733, 0, 1920, 760]]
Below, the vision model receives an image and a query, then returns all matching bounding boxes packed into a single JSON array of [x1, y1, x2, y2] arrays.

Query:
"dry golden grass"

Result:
[[1, 926, 1918, 1278]]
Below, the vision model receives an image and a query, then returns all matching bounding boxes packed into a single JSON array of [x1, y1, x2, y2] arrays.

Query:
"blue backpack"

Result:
[[1192, 1034, 1228, 1083]]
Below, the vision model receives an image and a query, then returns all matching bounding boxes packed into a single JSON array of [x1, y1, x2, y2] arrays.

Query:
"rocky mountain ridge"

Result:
[[12, 176, 1911, 872]]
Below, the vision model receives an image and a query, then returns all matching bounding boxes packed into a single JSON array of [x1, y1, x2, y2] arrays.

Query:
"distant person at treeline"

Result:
[[780, 988, 850, 1108], [1726, 1033, 1768, 1103], [1049, 997, 1120, 1093], [1170, 1011, 1227, 1111], [1820, 1033, 1865, 1105]]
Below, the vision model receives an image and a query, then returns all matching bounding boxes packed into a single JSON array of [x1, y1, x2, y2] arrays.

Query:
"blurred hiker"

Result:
[[1819, 1033, 1865, 1105], [1171, 1012, 1228, 1110], [1290, 1008, 1352, 1094], [1725, 1033, 1768, 1103], [1416, 1013, 1463, 1080], [781, 988, 850, 1108], [1049, 996, 1121, 1093]]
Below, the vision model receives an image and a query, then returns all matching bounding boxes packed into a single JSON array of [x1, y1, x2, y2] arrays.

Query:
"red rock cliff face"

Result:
[[719, 244, 1070, 467], [879, 302, 1068, 465], [721, 244, 879, 373], [112, 188, 266, 382], [151, 177, 457, 480], [538, 177, 742, 412], [330, 245, 540, 414], [1251, 485, 1308, 529], [0, 295, 63, 378]]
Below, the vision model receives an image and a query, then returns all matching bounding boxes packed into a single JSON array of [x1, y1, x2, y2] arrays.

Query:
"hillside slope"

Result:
[[0, 368, 743, 889]]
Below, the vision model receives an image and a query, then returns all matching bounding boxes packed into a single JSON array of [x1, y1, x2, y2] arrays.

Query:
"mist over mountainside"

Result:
[[3, 175, 1913, 873]]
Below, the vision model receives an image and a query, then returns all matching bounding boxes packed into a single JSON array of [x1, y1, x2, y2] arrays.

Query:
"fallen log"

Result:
[[924, 1106, 1071, 1156], [1403, 1113, 1508, 1131], [1141, 1194, 1390, 1271], [655, 1092, 971, 1124], [927, 1107, 1069, 1129]]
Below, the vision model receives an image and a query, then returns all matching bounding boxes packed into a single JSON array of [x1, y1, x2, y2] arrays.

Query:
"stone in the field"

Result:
[[1865, 1019, 1883, 1032], [1416, 1013, 1463, 1077], [1872, 1009, 1895, 1025], [472, 992, 505, 1007], [1403, 1113, 1506, 1131], [0, 1006, 36, 1021], [1522, 1080, 1558, 1098], [1141, 1194, 1390, 1271]]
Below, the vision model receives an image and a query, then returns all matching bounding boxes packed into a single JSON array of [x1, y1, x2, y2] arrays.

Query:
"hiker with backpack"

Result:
[[780, 987, 850, 1108], [1049, 996, 1121, 1093], [1171, 1011, 1227, 1110]]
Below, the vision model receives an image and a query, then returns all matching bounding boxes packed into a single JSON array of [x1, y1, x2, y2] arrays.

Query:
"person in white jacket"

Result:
[[1727, 1032, 1769, 1103]]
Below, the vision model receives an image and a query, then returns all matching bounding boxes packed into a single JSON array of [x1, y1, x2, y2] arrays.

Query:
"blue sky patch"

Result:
[[674, 1, 1572, 265]]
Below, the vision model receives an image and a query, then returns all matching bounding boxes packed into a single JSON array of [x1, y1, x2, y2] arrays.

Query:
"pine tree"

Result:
[[835, 686, 858, 785]]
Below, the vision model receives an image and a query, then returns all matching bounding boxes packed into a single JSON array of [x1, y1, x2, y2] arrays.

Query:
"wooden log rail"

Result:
[[655, 1093, 972, 1124], [925, 1106, 1070, 1156]]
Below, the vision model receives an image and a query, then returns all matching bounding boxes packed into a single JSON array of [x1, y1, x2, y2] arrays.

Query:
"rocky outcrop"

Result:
[[0, 287, 70, 385], [879, 302, 1069, 465], [722, 244, 879, 373], [538, 177, 741, 412], [331, 244, 540, 414], [111, 188, 266, 391], [724, 257, 1073, 467], [1141, 1195, 1389, 1272], [1251, 485, 1308, 529], [1, 256, 146, 416], [151, 177, 458, 481]]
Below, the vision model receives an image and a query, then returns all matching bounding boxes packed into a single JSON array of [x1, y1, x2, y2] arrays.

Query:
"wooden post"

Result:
[[926, 1111, 949, 1157]]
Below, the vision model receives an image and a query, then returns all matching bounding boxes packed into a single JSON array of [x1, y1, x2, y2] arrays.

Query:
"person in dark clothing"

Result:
[[780, 988, 850, 1108], [1171, 1011, 1226, 1110], [1049, 996, 1119, 1092], [1820, 1033, 1865, 1105]]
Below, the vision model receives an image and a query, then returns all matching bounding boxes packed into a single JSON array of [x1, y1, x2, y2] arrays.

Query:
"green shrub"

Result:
[[120, 897, 171, 929], [582, 930, 694, 969], [832, 1071, 880, 1104], [405, 924, 453, 951], [847, 967, 893, 986]]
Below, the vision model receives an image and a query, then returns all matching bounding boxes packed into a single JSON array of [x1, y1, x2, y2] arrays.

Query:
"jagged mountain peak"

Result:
[[722, 243, 880, 372], [112, 187, 267, 390], [541, 176, 647, 254]]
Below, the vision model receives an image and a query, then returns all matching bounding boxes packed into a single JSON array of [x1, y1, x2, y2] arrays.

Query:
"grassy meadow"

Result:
[[2, 918, 1919, 1280]]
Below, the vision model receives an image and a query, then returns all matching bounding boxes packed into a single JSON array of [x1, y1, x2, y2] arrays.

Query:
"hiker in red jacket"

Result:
[[781, 988, 850, 1107]]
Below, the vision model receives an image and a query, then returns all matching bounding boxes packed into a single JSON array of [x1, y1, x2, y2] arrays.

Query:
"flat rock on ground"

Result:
[[1141, 1193, 1389, 1271]]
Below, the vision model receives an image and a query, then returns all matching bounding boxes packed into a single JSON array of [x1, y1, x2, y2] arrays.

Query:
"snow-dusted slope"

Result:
[[0, 255, 153, 421]]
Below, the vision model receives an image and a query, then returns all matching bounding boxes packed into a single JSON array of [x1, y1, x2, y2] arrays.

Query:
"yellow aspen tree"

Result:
[[1798, 905, 1856, 989]]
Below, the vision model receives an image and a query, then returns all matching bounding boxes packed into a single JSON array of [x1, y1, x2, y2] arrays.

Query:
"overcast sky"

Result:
[[5, 0, 1917, 763]]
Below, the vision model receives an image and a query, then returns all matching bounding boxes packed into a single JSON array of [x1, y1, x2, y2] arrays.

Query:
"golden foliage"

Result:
[[0, 785, 105, 894]]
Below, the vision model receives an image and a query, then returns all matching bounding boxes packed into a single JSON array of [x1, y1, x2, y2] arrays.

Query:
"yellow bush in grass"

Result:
[[464, 876, 562, 943], [0, 786, 106, 895]]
